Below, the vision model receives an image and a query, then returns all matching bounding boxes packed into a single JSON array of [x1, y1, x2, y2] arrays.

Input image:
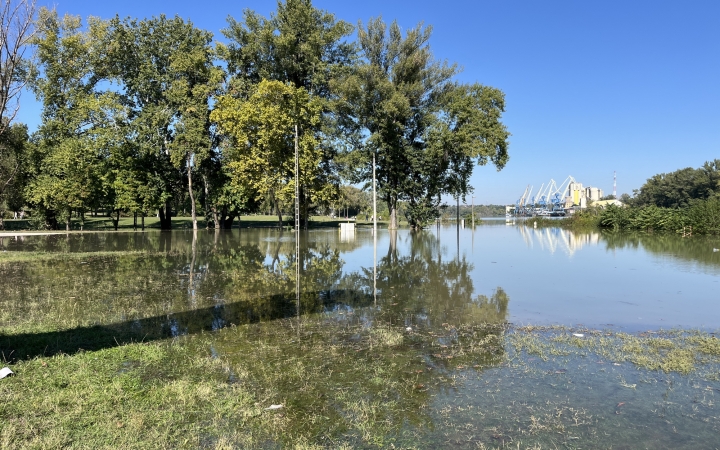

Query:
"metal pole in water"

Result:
[[295, 124, 300, 313], [373, 152, 377, 305]]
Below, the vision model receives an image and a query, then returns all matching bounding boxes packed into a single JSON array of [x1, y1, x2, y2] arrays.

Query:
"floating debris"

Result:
[[264, 404, 284, 410], [572, 333, 584, 338]]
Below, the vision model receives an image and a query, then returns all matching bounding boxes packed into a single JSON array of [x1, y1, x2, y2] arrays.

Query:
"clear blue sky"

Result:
[[16, 0, 720, 205]]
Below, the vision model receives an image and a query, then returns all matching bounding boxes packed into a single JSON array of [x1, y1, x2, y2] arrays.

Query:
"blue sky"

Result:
[[16, 0, 720, 205]]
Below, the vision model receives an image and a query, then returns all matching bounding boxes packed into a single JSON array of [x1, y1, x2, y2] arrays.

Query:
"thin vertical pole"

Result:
[[456, 196, 460, 225], [295, 124, 300, 312], [373, 152, 377, 305]]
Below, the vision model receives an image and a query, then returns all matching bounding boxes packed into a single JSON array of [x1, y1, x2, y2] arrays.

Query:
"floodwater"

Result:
[[1, 222, 719, 447], [3, 221, 717, 332]]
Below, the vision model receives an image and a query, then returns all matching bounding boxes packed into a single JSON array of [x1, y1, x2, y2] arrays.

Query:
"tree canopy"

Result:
[[6, 1, 511, 230], [332, 18, 509, 229], [632, 160, 720, 208]]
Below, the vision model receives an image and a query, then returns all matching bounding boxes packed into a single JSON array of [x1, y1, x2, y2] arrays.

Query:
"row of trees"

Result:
[[592, 160, 720, 235], [629, 160, 720, 208], [0, 0, 510, 231]]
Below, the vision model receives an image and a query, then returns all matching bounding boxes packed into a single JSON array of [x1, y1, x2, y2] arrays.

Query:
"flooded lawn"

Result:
[[0, 224, 718, 448]]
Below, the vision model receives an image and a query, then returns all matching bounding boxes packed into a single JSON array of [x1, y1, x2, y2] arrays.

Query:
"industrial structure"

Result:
[[511, 176, 605, 216]]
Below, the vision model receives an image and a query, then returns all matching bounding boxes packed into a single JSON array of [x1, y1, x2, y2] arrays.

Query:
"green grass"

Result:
[[0, 318, 505, 449], [0, 214, 401, 233], [2, 319, 720, 448]]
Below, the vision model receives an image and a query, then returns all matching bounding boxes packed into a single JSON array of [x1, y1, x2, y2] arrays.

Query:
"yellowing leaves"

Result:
[[211, 80, 324, 211]]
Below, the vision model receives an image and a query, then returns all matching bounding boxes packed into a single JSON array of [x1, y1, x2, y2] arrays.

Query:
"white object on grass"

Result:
[[0, 367, 14, 379], [264, 404, 284, 410], [572, 333, 584, 338]]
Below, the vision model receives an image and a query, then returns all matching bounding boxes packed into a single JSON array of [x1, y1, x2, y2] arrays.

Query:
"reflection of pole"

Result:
[[295, 124, 300, 314], [373, 152, 377, 305], [189, 229, 197, 307], [472, 196, 475, 228], [373, 227, 377, 306], [457, 196, 461, 257]]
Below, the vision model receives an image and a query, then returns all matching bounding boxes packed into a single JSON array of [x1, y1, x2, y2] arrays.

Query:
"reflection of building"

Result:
[[339, 222, 356, 243], [519, 226, 599, 257]]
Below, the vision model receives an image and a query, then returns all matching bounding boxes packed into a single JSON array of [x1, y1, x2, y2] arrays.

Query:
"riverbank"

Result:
[[1, 318, 718, 449], [0, 215, 391, 233]]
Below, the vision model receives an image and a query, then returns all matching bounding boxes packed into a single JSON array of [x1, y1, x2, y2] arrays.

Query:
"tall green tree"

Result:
[[105, 15, 219, 230], [211, 79, 323, 227], [334, 18, 509, 229], [0, 121, 28, 228], [220, 0, 353, 226], [28, 9, 121, 230], [633, 160, 720, 208]]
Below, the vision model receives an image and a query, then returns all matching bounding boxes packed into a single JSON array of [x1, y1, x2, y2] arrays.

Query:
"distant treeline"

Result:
[[567, 160, 720, 235]]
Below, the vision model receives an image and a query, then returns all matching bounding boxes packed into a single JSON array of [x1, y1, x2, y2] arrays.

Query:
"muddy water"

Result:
[[0, 224, 718, 447]]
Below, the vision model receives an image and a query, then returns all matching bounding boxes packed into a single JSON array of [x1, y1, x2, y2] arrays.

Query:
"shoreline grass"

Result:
[[1, 318, 719, 448]]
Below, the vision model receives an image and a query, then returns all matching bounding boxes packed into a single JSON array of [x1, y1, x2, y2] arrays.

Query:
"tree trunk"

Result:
[[159, 201, 172, 230], [212, 209, 221, 229], [388, 194, 398, 230], [187, 155, 197, 231], [222, 214, 236, 229], [133, 212, 137, 231], [141, 212, 145, 231], [113, 210, 120, 231], [276, 203, 283, 228]]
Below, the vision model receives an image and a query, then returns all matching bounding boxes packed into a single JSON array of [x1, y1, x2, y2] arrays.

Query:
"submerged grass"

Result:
[[509, 326, 720, 378], [1, 318, 719, 448]]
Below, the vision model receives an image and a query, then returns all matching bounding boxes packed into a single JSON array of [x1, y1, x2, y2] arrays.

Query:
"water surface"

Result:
[[1, 224, 718, 448]]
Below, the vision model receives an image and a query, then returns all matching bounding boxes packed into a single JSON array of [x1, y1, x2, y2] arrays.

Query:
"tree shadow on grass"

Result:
[[0, 289, 373, 363]]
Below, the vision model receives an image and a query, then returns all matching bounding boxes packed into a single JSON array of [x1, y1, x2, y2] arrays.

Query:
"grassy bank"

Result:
[[0, 215, 398, 233], [2, 318, 719, 448]]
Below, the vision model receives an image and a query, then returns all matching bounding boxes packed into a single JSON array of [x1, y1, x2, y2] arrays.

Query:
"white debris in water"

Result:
[[572, 333, 584, 338], [264, 404, 284, 410], [0, 367, 14, 379], [406, 327, 412, 332]]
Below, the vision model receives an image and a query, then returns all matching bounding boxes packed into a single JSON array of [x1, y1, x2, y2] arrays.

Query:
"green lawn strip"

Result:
[[0, 215, 402, 233]]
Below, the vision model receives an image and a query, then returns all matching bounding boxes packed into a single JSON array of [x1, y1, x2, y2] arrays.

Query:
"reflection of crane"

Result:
[[518, 225, 583, 257]]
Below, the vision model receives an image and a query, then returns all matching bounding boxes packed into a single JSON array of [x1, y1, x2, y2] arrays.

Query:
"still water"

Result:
[[1, 223, 719, 448], [2, 222, 717, 332]]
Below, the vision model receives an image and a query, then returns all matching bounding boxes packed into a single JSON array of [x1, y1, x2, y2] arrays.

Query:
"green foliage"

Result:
[[212, 79, 326, 223], [333, 18, 509, 230], [220, 0, 353, 222], [596, 198, 720, 235], [28, 10, 121, 230], [18, 2, 511, 231], [0, 122, 29, 227], [633, 159, 720, 208]]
